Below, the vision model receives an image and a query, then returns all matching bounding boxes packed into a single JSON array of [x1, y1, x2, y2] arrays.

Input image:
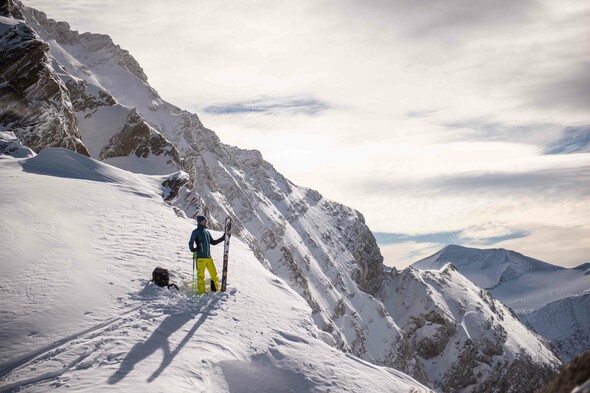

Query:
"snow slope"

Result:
[[520, 294, 590, 363], [0, 148, 430, 392]]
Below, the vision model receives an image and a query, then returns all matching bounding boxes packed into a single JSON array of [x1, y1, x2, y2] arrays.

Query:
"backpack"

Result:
[[151, 267, 179, 290]]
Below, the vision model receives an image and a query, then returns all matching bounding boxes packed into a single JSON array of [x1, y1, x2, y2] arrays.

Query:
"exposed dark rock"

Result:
[[538, 352, 590, 393], [99, 109, 181, 166], [65, 78, 116, 112], [0, 13, 89, 155], [160, 171, 190, 203], [411, 311, 457, 359], [0, 0, 23, 19], [0, 131, 34, 158]]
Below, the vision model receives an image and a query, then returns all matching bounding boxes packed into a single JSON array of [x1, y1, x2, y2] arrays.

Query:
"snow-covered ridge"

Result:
[[378, 264, 560, 391], [16, 0, 147, 83], [413, 244, 562, 290], [0, 148, 431, 392], [413, 245, 590, 362], [520, 294, 590, 363]]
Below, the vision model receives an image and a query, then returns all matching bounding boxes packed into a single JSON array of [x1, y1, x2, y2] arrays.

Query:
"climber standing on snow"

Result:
[[188, 215, 225, 294]]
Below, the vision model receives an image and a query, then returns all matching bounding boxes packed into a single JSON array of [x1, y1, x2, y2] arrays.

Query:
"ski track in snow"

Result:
[[0, 285, 233, 393]]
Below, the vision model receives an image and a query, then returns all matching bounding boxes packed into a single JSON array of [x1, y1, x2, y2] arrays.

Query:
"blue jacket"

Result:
[[189, 225, 224, 258]]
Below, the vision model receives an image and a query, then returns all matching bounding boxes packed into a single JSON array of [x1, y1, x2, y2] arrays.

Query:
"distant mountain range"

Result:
[[413, 245, 590, 361]]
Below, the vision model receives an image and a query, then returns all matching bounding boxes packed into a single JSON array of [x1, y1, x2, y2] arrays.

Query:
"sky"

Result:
[[24, 0, 590, 268]]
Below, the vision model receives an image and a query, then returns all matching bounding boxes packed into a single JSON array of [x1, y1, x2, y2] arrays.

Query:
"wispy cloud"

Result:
[[545, 125, 590, 154], [374, 229, 528, 247], [202, 96, 331, 116], [358, 161, 590, 199]]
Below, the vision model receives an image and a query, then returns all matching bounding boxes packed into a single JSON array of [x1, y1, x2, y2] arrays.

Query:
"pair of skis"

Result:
[[192, 216, 232, 296], [220, 216, 232, 292]]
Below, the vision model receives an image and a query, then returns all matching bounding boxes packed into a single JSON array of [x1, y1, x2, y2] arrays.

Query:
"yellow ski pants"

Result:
[[197, 258, 219, 294]]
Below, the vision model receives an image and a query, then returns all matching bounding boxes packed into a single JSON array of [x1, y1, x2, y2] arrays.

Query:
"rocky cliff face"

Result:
[[99, 109, 182, 168], [0, 2, 88, 155]]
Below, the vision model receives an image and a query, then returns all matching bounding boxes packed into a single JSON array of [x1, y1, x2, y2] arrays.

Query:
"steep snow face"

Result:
[[378, 264, 561, 393], [0, 149, 430, 393], [520, 294, 590, 363]]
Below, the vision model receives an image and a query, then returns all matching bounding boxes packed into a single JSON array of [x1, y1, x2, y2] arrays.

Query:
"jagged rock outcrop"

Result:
[[160, 171, 190, 203], [64, 77, 116, 112], [99, 109, 182, 167], [0, 6, 89, 155]]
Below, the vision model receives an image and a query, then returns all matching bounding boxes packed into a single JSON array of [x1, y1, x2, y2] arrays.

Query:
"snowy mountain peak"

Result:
[[413, 244, 590, 362], [379, 263, 560, 392], [413, 244, 562, 289], [15, 0, 148, 83]]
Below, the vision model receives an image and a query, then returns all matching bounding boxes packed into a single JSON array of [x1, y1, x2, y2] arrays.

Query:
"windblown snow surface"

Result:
[[0, 148, 430, 392]]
